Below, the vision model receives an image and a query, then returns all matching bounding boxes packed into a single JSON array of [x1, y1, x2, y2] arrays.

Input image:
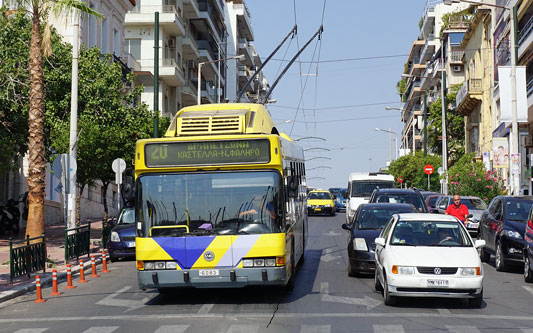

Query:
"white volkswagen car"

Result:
[[374, 213, 485, 307]]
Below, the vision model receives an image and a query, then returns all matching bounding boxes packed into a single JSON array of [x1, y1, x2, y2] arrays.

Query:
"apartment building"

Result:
[[400, 0, 468, 156]]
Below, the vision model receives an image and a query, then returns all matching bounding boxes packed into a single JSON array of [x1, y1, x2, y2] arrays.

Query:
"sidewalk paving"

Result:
[[0, 221, 107, 302]]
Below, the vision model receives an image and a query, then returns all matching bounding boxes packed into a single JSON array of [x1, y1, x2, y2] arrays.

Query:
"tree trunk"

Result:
[[25, 8, 46, 240], [102, 181, 109, 221]]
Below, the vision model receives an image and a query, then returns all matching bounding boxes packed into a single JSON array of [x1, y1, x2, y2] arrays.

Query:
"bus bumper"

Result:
[[138, 266, 288, 289]]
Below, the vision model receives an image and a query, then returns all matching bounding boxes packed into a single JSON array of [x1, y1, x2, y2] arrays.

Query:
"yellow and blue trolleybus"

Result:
[[133, 103, 307, 290]]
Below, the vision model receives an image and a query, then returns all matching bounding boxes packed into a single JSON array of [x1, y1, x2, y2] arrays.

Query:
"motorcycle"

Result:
[[0, 198, 21, 236]]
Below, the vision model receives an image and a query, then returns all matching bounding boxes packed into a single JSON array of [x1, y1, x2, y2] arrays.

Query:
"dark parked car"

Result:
[[341, 203, 418, 276], [434, 195, 487, 237], [524, 207, 533, 282], [369, 188, 427, 213], [425, 194, 442, 212], [107, 207, 136, 262], [329, 187, 347, 212], [479, 196, 533, 271]]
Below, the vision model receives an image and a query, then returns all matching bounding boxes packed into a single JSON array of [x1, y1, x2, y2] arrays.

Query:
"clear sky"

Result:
[[245, 0, 424, 189]]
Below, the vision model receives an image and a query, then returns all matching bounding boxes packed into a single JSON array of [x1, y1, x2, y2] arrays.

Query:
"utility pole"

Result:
[[153, 12, 159, 138], [423, 93, 428, 157], [510, 6, 519, 195], [441, 39, 448, 195]]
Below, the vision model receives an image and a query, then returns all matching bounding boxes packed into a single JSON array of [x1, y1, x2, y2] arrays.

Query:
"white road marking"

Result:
[[320, 282, 381, 309], [95, 286, 153, 312], [437, 308, 452, 315], [326, 231, 341, 236], [521, 329, 533, 333], [81, 327, 119, 333], [300, 324, 331, 333], [154, 325, 189, 333], [226, 324, 259, 332], [523, 285, 533, 296], [320, 248, 341, 262], [197, 303, 215, 314], [13, 330, 48, 333], [373, 324, 404, 332], [445, 325, 481, 333]]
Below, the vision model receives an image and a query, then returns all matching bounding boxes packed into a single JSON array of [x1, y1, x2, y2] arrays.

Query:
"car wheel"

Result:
[[479, 247, 490, 263], [347, 258, 358, 277], [285, 245, 296, 291], [110, 256, 117, 263], [495, 240, 508, 272], [374, 270, 383, 292], [467, 289, 483, 308], [524, 254, 533, 283], [383, 274, 396, 306]]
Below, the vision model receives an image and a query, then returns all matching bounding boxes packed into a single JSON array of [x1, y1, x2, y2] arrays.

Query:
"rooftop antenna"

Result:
[[261, 25, 323, 104], [235, 25, 297, 102]]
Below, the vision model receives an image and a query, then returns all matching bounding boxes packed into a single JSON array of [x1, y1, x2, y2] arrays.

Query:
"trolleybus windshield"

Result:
[[137, 171, 282, 237]]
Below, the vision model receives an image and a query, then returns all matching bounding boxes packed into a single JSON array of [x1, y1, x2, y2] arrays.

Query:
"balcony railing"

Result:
[[519, 15, 533, 46], [450, 50, 464, 64], [130, 5, 185, 27], [527, 75, 533, 96], [162, 47, 183, 69], [456, 79, 482, 106]]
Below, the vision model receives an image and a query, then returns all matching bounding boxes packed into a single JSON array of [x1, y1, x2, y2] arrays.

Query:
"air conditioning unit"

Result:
[[168, 38, 176, 48], [453, 65, 462, 72]]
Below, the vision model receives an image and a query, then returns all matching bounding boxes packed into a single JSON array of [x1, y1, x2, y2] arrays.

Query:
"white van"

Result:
[[345, 172, 395, 223]]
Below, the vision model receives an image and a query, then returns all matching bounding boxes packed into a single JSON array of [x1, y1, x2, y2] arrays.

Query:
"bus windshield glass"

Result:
[[351, 181, 394, 197], [137, 171, 282, 237]]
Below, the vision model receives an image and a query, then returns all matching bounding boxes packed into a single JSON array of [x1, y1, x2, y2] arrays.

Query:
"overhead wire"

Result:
[[311, 0, 327, 135], [292, 0, 309, 133]]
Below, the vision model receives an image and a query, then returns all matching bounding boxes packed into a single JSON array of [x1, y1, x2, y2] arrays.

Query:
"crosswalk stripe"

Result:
[[81, 327, 119, 333], [300, 324, 331, 333], [446, 325, 481, 333], [520, 329, 533, 333], [154, 325, 189, 333], [13, 330, 48, 333], [226, 324, 260, 333], [373, 324, 404, 332]]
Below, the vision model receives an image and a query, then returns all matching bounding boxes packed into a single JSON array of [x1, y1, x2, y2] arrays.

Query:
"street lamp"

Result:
[[198, 54, 245, 105], [375, 128, 398, 164], [443, 0, 518, 195]]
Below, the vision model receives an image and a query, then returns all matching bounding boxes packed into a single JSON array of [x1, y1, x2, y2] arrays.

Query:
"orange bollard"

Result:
[[50, 269, 61, 296], [66, 264, 76, 289], [34, 275, 46, 303], [90, 255, 99, 278], [101, 250, 110, 273], [79, 259, 88, 283]]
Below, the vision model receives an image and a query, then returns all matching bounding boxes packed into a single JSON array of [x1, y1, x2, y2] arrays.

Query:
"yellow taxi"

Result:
[[307, 190, 336, 216]]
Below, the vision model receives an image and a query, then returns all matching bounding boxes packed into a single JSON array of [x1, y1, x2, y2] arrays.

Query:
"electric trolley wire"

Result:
[[311, 0, 327, 135], [271, 101, 402, 111], [292, 0, 308, 134]]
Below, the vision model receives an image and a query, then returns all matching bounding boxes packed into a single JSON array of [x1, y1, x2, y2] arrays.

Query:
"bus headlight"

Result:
[[110, 231, 120, 242], [155, 262, 166, 270], [166, 261, 177, 269], [243, 259, 254, 268], [265, 259, 276, 267], [144, 262, 155, 270]]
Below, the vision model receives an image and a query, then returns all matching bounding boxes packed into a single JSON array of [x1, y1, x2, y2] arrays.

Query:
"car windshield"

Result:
[[137, 171, 282, 236], [118, 208, 135, 224], [309, 192, 331, 200], [356, 207, 416, 230], [374, 194, 426, 212], [427, 196, 440, 207], [461, 198, 487, 210], [351, 181, 394, 197], [505, 199, 533, 222], [389, 220, 472, 247]]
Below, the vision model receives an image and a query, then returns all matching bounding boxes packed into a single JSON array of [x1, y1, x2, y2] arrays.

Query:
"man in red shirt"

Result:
[[445, 195, 469, 223]]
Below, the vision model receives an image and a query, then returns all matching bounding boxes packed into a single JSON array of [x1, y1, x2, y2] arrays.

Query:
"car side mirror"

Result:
[[341, 223, 351, 231], [474, 239, 486, 249], [375, 237, 386, 247]]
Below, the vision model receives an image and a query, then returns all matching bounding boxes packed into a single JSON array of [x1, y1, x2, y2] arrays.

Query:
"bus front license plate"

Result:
[[427, 279, 449, 287], [199, 269, 219, 277]]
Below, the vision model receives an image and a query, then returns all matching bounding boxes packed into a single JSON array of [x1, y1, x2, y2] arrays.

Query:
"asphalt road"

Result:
[[1, 213, 533, 332]]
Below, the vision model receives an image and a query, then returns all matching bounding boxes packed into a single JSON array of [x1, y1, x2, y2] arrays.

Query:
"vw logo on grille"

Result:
[[434, 267, 442, 275], [204, 251, 215, 262]]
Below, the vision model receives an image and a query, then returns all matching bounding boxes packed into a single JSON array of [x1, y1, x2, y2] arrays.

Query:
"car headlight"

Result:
[[353, 238, 368, 251], [504, 229, 522, 239], [392, 265, 415, 275], [460, 267, 481, 276], [324, 204, 331, 207], [110, 231, 120, 242], [307, 204, 311, 208]]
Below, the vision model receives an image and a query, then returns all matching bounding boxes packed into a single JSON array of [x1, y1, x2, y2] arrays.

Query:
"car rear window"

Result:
[[374, 194, 426, 212]]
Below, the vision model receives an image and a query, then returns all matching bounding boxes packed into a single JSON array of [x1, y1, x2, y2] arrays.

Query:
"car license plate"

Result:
[[314, 208, 321, 212], [127, 241, 136, 248], [427, 279, 449, 287], [467, 222, 478, 229], [199, 269, 219, 277]]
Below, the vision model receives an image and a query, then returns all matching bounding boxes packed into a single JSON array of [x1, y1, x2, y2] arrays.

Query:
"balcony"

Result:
[[235, 2, 254, 41], [420, 38, 436, 63], [450, 50, 465, 64], [183, 0, 200, 19], [201, 80, 216, 104], [155, 47, 186, 86], [238, 65, 254, 92], [519, 15, 533, 58], [182, 79, 198, 106], [456, 79, 482, 114], [238, 38, 254, 67], [197, 1, 224, 42], [527, 75, 533, 96], [127, 5, 185, 36], [420, 4, 435, 40], [182, 30, 199, 59]]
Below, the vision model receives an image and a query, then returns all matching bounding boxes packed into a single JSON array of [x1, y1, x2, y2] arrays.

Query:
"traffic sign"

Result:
[[437, 166, 443, 175], [424, 164, 434, 175], [398, 176, 404, 183]]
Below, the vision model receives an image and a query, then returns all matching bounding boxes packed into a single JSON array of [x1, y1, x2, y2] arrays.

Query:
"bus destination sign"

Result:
[[144, 139, 271, 167]]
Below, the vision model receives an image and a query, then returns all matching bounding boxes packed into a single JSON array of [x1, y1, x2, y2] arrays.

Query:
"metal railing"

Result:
[[527, 75, 533, 96], [9, 233, 46, 284], [65, 222, 92, 262], [519, 15, 533, 46], [456, 78, 482, 106], [450, 50, 464, 64]]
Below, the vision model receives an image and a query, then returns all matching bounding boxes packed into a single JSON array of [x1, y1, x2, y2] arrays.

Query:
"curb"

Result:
[[0, 255, 108, 304]]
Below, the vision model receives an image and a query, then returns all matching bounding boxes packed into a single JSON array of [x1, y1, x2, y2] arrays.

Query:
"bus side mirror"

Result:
[[287, 176, 298, 198], [122, 175, 135, 204]]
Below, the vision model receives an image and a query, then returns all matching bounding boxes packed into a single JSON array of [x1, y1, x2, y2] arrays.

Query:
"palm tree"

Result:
[[12, 0, 101, 239]]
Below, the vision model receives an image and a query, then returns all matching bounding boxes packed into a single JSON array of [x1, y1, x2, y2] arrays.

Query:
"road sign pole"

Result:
[[428, 173, 430, 191]]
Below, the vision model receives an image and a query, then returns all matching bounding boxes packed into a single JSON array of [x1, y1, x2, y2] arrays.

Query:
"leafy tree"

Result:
[[396, 78, 407, 102], [388, 151, 442, 192], [427, 84, 465, 166], [447, 153, 505, 203], [9, 0, 101, 239]]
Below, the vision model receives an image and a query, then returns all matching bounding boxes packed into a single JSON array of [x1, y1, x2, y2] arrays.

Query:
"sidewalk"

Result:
[[0, 221, 106, 301]]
